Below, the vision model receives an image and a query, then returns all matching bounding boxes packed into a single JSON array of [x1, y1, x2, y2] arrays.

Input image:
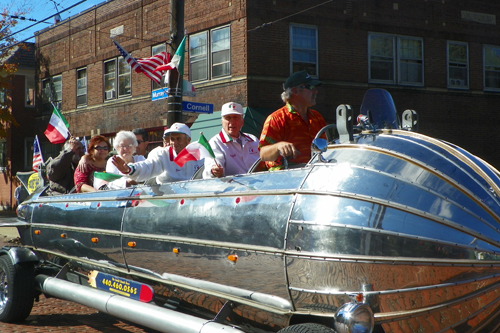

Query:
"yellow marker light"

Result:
[[60, 233, 67, 238], [128, 241, 137, 248], [173, 247, 180, 254], [34, 230, 41, 235], [227, 254, 238, 262], [91, 237, 99, 243], [356, 293, 364, 302]]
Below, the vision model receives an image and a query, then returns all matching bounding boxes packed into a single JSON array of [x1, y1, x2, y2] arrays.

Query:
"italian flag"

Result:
[[44, 106, 69, 144], [154, 35, 187, 76], [174, 133, 215, 167]]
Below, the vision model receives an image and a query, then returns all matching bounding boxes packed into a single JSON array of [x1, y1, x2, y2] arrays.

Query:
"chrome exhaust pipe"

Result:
[[35, 275, 245, 333]]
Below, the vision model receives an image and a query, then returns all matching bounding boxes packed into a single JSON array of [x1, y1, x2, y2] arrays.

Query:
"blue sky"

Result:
[[3, 0, 105, 42]]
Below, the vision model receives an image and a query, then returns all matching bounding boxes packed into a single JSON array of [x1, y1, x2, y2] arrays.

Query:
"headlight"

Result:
[[334, 302, 374, 333]]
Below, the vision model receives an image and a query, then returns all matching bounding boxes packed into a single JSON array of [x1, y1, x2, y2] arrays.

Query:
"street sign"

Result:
[[151, 89, 168, 101], [182, 101, 213, 114]]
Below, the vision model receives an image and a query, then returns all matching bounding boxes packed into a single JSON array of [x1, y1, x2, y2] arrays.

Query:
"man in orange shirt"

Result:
[[259, 70, 326, 170]]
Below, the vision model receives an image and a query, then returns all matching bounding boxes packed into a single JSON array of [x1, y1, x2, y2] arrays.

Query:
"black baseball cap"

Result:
[[284, 70, 322, 89]]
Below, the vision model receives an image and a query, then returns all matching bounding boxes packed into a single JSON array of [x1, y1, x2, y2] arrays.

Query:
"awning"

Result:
[[188, 107, 272, 141]]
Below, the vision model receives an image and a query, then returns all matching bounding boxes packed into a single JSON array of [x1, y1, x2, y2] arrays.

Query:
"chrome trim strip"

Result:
[[284, 251, 500, 266], [289, 219, 500, 254], [374, 279, 500, 324], [289, 272, 500, 296], [293, 190, 500, 248], [29, 224, 284, 254], [26, 189, 299, 204], [0, 221, 30, 228]]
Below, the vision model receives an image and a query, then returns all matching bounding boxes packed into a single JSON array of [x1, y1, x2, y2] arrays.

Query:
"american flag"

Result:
[[32, 135, 43, 172], [111, 38, 169, 85]]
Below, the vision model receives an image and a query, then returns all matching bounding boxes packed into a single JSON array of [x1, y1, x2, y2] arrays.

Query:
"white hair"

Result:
[[281, 87, 293, 103], [113, 130, 138, 149]]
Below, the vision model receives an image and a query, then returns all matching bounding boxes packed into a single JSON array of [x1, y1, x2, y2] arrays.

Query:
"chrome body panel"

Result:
[[10, 89, 500, 332]]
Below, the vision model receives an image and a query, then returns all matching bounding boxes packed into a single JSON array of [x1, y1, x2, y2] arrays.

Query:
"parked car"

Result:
[[2, 89, 499, 333]]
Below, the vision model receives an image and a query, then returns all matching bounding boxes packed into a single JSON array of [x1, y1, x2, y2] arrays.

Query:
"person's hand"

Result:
[[111, 155, 131, 174], [276, 142, 300, 160], [77, 155, 91, 173], [68, 137, 81, 153], [126, 179, 139, 187], [211, 164, 224, 178]]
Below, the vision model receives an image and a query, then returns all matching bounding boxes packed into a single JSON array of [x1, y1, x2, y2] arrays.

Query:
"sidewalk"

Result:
[[0, 210, 20, 239]]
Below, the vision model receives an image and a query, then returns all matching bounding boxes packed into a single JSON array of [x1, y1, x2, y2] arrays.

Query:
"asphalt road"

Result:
[[0, 214, 160, 333]]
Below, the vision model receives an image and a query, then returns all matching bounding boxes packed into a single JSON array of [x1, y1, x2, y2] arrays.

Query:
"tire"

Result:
[[278, 323, 337, 333], [0, 255, 35, 322]]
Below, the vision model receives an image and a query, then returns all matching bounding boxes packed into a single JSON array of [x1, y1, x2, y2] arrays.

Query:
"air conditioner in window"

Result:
[[450, 79, 466, 87], [105, 90, 115, 99]]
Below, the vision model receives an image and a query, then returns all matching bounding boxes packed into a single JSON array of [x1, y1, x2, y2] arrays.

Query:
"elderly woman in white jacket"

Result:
[[103, 130, 145, 189]]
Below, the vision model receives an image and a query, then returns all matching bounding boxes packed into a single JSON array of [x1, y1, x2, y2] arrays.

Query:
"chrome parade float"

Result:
[[2, 89, 500, 333]]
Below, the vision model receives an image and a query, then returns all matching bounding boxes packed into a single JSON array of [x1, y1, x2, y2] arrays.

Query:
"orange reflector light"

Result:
[[34, 230, 41, 235], [128, 241, 137, 248], [91, 237, 99, 243], [356, 293, 364, 302], [227, 254, 238, 262], [173, 247, 180, 254], [60, 233, 67, 238]]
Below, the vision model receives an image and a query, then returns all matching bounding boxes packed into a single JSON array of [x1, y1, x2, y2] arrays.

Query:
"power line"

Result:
[[0, 0, 87, 43], [0, 14, 45, 23], [248, 0, 334, 32]]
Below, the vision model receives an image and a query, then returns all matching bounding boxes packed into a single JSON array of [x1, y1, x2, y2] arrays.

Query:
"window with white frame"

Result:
[[77, 68, 87, 106], [447, 41, 469, 89], [104, 57, 131, 101], [290, 24, 318, 76], [190, 32, 208, 81], [152, 44, 167, 90], [369, 33, 424, 86], [42, 75, 62, 115], [189, 26, 230, 82], [211, 27, 230, 78], [484, 45, 500, 91], [25, 76, 35, 107]]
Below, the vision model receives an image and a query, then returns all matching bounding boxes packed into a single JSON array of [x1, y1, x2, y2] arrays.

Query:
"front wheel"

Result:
[[278, 323, 337, 333], [0, 255, 35, 322]]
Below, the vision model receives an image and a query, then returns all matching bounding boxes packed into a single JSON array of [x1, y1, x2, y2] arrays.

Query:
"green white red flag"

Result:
[[174, 133, 215, 167], [44, 105, 69, 144], [154, 35, 187, 76]]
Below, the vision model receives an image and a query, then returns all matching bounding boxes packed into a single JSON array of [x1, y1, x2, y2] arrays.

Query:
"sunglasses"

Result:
[[94, 146, 109, 151], [299, 84, 316, 91]]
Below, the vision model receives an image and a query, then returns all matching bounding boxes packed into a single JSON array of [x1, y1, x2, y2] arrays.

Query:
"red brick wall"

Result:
[[0, 74, 37, 210]]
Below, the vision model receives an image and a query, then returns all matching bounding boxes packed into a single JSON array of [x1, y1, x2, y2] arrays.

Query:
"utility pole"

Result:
[[166, 0, 184, 128]]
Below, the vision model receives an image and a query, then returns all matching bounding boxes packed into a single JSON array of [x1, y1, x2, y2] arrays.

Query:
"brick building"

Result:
[[0, 43, 36, 210], [29, 0, 500, 172]]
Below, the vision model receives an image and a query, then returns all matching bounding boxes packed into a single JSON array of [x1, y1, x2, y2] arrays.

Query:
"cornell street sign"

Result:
[[182, 101, 214, 114]]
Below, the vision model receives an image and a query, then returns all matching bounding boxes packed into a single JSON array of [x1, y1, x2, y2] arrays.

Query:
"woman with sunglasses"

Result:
[[103, 131, 145, 189], [73, 135, 111, 193]]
